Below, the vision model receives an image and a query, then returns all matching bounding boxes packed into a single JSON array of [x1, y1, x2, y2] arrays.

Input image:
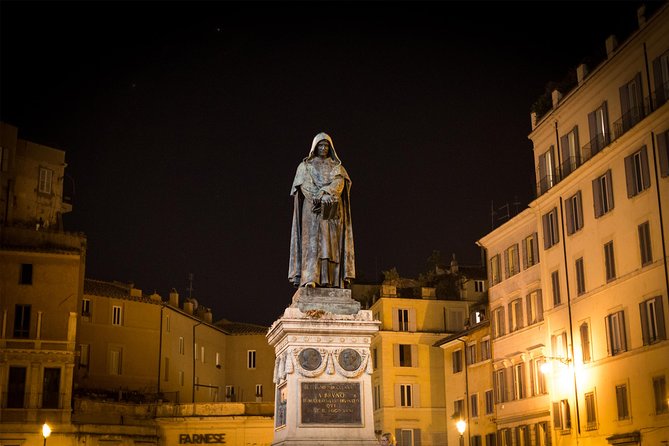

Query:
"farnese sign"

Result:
[[300, 382, 362, 424], [178, 433, 226, 444]]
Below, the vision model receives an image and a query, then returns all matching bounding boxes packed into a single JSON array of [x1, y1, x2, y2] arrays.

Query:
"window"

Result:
[[640, 296, 666, 345], [398, 429, 417, 446], [41, 368, 61, 409], [565, 191, 584, 234], [490, 254, 501, 285], [452, 350, 463, 373], [225, 385, 236, 401], [7, 367, 27, 408], [372, 347, 378, 369], [471, 393, 479, 417], [508, 299, 523, 332], [551, 270, 561, 306], [658, 129, 669, 177], [553, 399, 571, 430], [580, 323, 592, 363], [399, 384, 413, 407], [498, 429, 512, 446], [538, 146, 558, 193], [653, 51, 669, 107], [530, 358, 547, 396], [653, 376, 669, 414], [606, 311, 627, 356], [20, 263, 33, 285], [542, 208, 560, 249], [485, 389, 494, 414], [587, 102, 610, 155], [164, 357, 170, 381], [552, 332, 568, 359], [200, 346, 205, 363], [504, 244, 520, 278], [575, 257, 586, 295], [492, 307, 505, 338], [216, 352, 221, 367], [485, 433, 497, 446], [522, 233, 539, 268], [535, 422, 549, 446], [474, 280, 485, 292], [513, 363, 525, 400], [179, 371, 184, 386], [620, 73, 644, 132], [38, 167, 53, 194], [81, 298, 91, 316], [604, 241, 616, 281], [13, 304, 31, 338], [638, 221, 653, 266], [396, 344, 416, 367], [561, 126, 581, 176], [625, 147, 651, 197], [472, 435, 482, 446], [373, 384, 381, 410], [466, 343, 477, 365], [397, 308, 409, 331], [615, 384, 629, 420], [454, 398, 465, 418], [247, 350, 256, 369], [179, 337, 184, 354], [112, 305, 122, 326], [526, 290, 544, 325], [480, 338, 491, 361], [256, 384, 263, 398], [515, 425, 531, 446], [109, 347, 123, 375], [585, 391, 597, 430], [593, 170, 614, 217], [494, 369, 507, 403], [79, 344, 90, 367]]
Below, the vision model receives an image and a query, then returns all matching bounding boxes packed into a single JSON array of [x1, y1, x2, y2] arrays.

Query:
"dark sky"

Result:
[[1, 1, 653, 326]]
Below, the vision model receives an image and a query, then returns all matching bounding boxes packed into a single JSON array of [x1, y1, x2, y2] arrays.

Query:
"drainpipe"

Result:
[[192, 321, 203, 403], [555, 121, 562, 181], [650, 132, 669, 299], [643, 43, 653, 112], [457, 337, 471, 446], [158, 305, 164, 394], [558, 197, 581, 440]]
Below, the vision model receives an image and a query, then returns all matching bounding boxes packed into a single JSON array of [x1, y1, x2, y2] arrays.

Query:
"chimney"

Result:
[[204, 308, 213, 324], [605, 35, 618, 58], [183, 299, 194, 315], [450, 253, 459, 274], [169, 288, 179, 307], [130, 287, 142, 298], [551, 89, 563, 108], [637, 5, 646, 28], [576, 64, 589, 85], [530, 111, 538, 130], [150, 291, 161, 302]]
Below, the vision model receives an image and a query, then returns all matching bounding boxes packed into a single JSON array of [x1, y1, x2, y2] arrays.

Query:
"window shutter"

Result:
[[640, 146, 650, 189], [619, 311, 627, 352], [592, 177, 602, 217], [408, 308, 417, 332], [395, 429, 402, 446], [656, 296, 667, 340], [499, 306, 506, 335], [560, 134, 571, 176], [526, 294, 533, 324], [521, 239, 528, 269], [542, 213, 551, 249], [553, 402, 562, 429], [620, 83, 630, 117], [539, 152, 547, 191], [624, 153, 635, 197], [508, 303, 513, 332], [602, 102, 610, 139], [588, 110, 597, 142], [413, 384, 420, 408], [413, 429, 422, 446], [411, 345, 418, 367], [394, 384, 401, 407], [605, 170, 615, 210], [639, 301, 650, 345], [504, 250, 509, 278], [533, 233, 540, 263], [658, 131, 669, 177], [565, 197, 574, 235], [654, 56, 666, 105], [491, 311, 497, 338], [506, 367, 514, 401], [513, 244, 520, 274], [393, 344, 400, 367], [537, 290, 544, 321], [392, 308, 399, 331], [573, 126, 581, 164]]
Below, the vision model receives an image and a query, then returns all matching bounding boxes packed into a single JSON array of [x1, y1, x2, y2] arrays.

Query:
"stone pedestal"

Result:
[[267, 288, 380, 446]]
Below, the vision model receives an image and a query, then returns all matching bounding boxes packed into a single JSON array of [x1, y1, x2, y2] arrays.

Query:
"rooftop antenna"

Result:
[[513, 195, 521, 216], [188, 273, 194, 299], [490, 200, 496, 231]]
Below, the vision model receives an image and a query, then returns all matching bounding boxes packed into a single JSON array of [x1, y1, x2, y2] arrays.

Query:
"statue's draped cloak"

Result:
[[289, 132, 355, 287]]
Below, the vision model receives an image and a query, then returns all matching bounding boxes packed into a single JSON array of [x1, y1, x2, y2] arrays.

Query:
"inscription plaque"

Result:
[[300, 382, 362, 424]]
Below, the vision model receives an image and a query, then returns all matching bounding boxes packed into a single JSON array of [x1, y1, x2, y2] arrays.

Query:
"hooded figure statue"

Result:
[[289, 132, 355, 288]]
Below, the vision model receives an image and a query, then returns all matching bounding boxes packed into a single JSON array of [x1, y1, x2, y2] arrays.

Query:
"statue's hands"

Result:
[[321, 194, 333, 205]]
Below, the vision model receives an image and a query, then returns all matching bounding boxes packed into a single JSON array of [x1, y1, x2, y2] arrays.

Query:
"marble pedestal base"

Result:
[[267, 288, 380, 446]]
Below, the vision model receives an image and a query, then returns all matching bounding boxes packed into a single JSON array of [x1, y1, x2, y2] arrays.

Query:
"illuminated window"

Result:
[[504, 244, 520, 278], [513, 363, 525, 400], [38, 167, 53, 194], [526, 290, 543, 325], [81, 298, 91, 316], [606, 311, 627, 356], [653, 376, 669, 414], [638, 221, 653, 266], [522, 233, 539, 268], [538, 145, 557, 193], [508, 299, 524, 332], [615, 384, 629, 420], [588, 102, 610, 155], [593, 170, 614, 217], [247, 350, 256, 369], [625, 146, 650, 197], [640, 296, 666, 345], [560, 126, 581, 176], [552, 399, 571, 430], [565, 191, 583, 234]]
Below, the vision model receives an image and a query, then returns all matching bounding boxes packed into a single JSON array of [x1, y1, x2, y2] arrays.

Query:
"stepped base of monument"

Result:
[[272, 439, 379, 446], [290, 286, 360, 315]]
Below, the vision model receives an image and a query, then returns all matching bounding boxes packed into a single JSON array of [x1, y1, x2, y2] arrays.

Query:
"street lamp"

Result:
[[456, 419, 466, 446], [42, 423, 51, 446]]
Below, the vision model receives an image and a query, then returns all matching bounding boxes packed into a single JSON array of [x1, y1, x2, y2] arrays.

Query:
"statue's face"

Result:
[[316, 140, 330, 157]]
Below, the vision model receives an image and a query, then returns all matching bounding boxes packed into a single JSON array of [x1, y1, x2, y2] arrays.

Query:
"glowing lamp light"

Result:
[[456, 419, 467, 435], [42, 423, 51, 439]]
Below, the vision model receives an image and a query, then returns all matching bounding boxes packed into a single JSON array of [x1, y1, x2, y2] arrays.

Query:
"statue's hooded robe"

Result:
[[289, 132, 355, 287]]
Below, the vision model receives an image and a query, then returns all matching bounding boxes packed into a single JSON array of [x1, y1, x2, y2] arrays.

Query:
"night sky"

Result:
[[1, 1, 651, 326]]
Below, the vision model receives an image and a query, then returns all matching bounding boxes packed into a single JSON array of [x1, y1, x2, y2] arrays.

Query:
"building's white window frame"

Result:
[[480, 337, 491, 361], [399, 383, 413, 407], [81, 298, 91, 316], [640, 296, 666, 345], [625, 146, 650, 197], [526, 290, 543, 325], [492, 306, 505, 338], [474, 280, 486, 292], [593, 170, 614, 217], [580, 322, 592, 363], [530, 357, 547, 396], [513, 363, 525, 400], [504, 243, 520, 278], [509, 298, 524, 332], [585, 391, 598, 430], [615, 383, 630, 420], [638, 221, 653, 266], [606, 311, 627, 356], [247, 350, 257, 369], [466, 342, 477, 365], [397, 308, 410, 332], [543, 208, 560, 249], [566, 191, 584, 235], [112, 305, 122, 326], [38, 167, 53, 195], [653, 375, 669, 414], [255, 384, 263, 398], [494, 368, 507, 403], [552, 399, 571, 430], [522, 233, 539, 268], [452, 349, 463, 373], [490, 254, 501, 285]]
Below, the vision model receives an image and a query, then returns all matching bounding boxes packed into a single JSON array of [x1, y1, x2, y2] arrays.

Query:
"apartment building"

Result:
[[437, 320, 496, 446], [478, 4, 669, 445]]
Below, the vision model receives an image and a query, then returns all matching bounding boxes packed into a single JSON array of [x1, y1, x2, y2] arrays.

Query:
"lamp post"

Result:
[[456, 419, 466, 446], [42, 423, 51, 446]]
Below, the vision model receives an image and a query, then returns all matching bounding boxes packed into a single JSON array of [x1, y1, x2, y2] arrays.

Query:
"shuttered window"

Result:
[[624, 146, 650, 197]]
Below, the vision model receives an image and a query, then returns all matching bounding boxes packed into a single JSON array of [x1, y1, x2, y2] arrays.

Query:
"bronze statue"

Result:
[[289, 132, 355, 288]]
